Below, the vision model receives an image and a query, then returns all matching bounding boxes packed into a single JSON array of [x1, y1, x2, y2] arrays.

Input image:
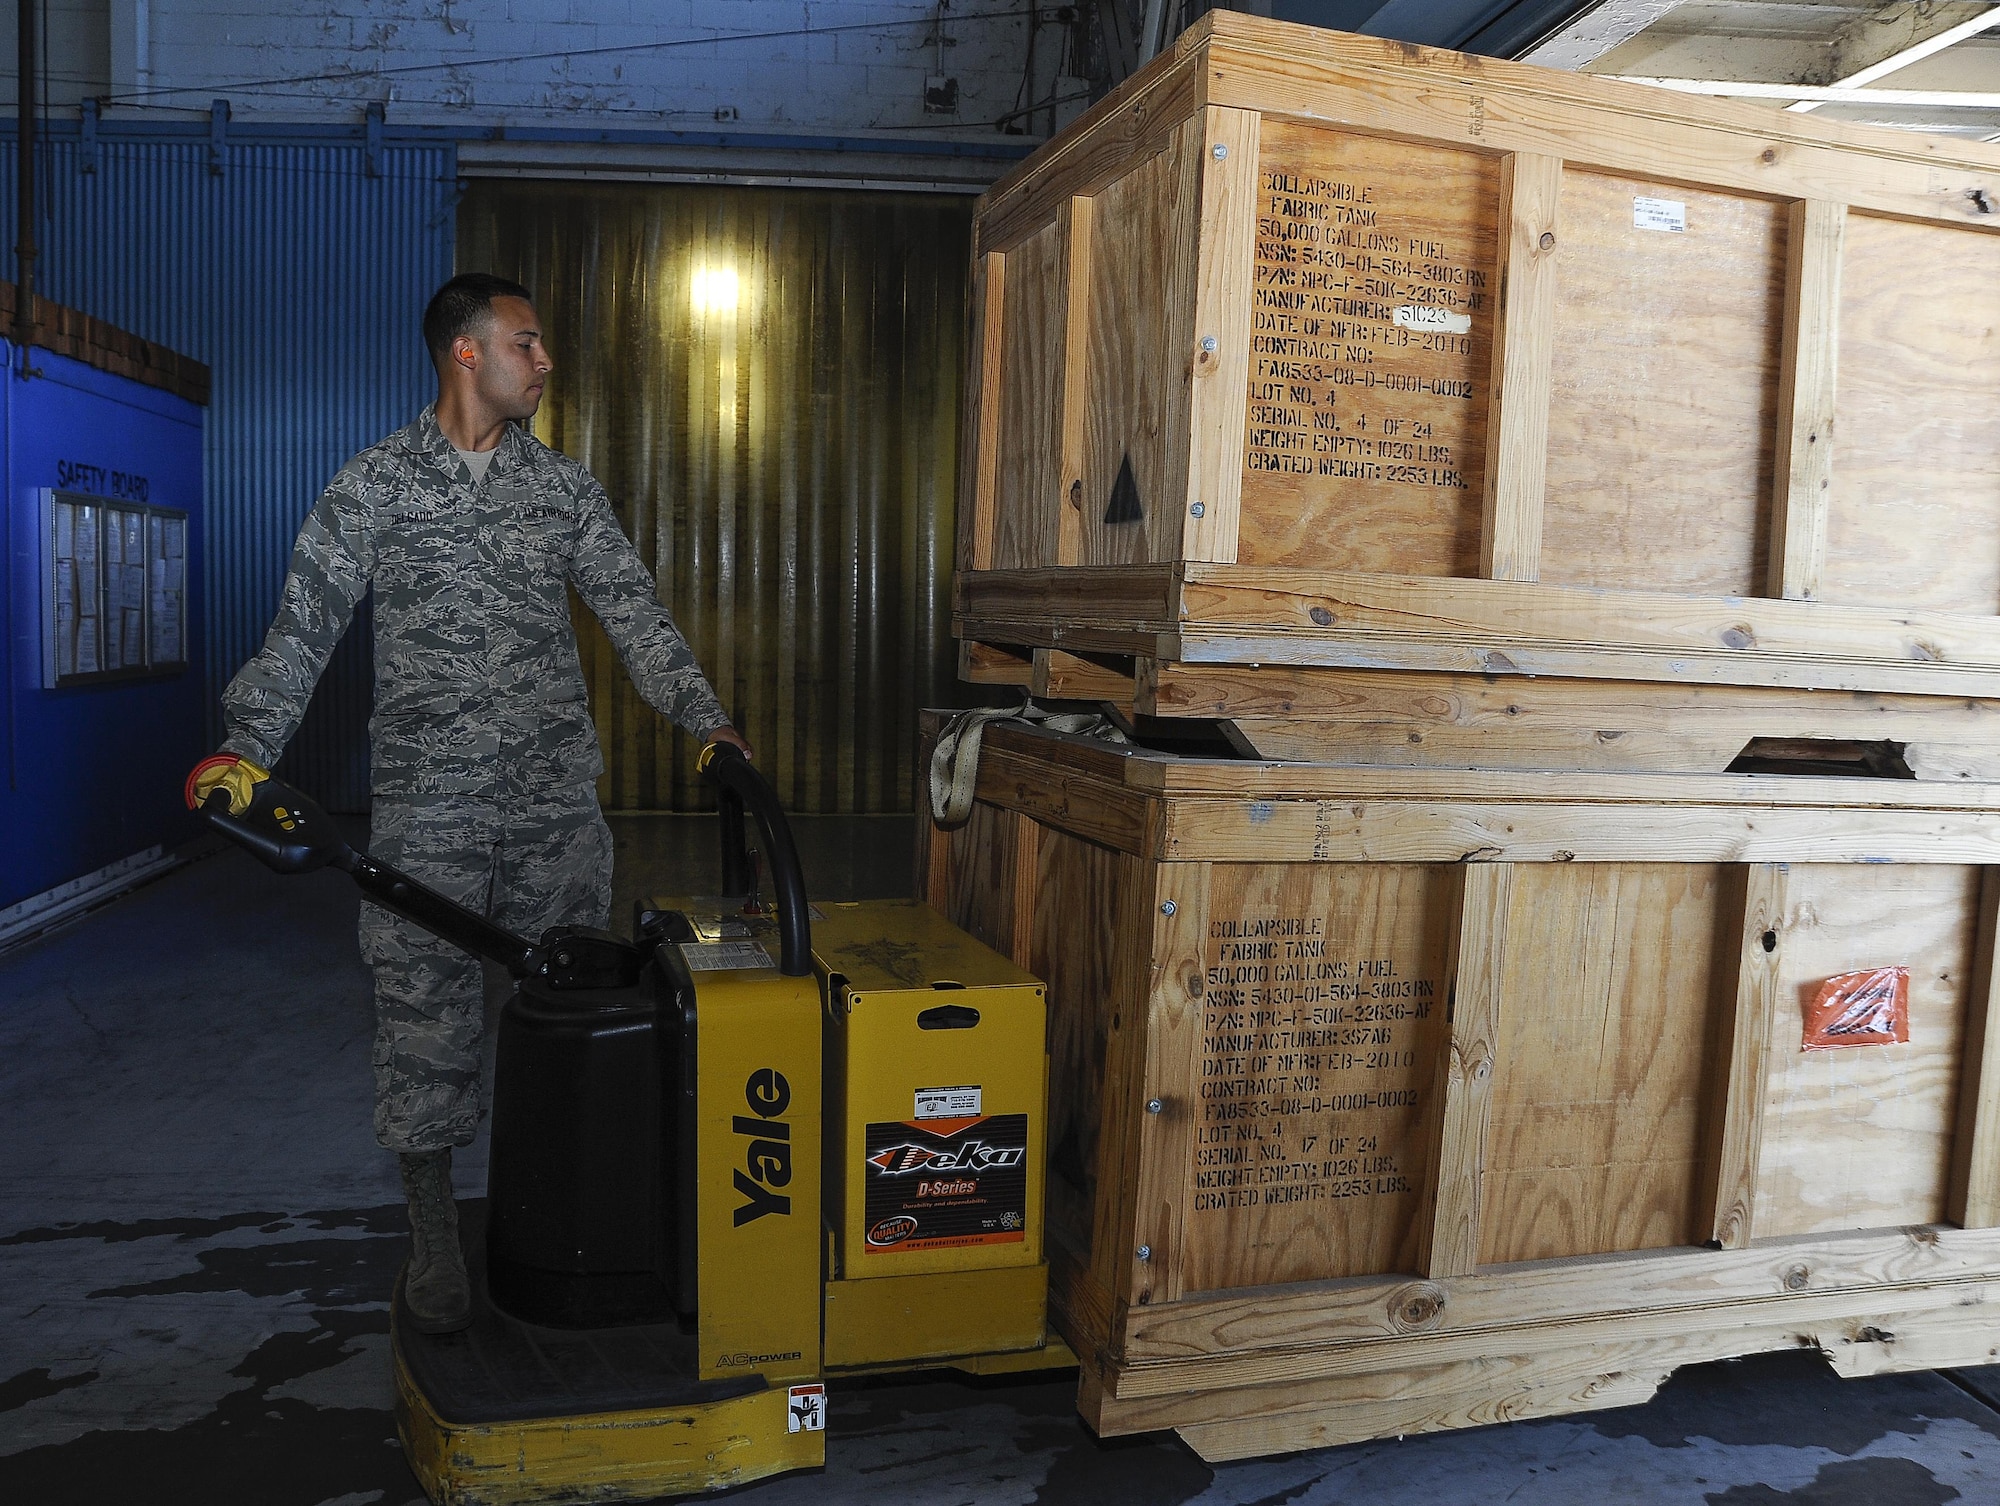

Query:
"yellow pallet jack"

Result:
[[190, 746, 1069, 1504]]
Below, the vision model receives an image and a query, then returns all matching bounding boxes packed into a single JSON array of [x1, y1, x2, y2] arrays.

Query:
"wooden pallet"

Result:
[[917, 712, 2000, 1458], [955, 13, 2000, 708], [956, 564, 2000, 774]]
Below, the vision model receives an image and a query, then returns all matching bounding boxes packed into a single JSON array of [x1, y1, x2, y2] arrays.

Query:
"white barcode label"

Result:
[[915, 1085, 982, 1120], [679, 940, 776, 972], [1633, 196, 1687, 233], [1393, 304, 1472, 335]]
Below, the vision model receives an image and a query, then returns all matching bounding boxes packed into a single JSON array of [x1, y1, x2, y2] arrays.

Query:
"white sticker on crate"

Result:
[[1392, 304, 1472, 335], [1633, 196, 1687, 233], [679, 939, 775, 972], [914, 1085, 982, 1120]]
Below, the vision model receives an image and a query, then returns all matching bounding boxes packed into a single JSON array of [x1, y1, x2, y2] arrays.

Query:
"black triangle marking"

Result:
[[1103, 453, 1144, 526]]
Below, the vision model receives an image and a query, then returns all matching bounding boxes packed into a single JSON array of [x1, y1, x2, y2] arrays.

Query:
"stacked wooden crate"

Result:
[[925, 10, 2000, 1463]]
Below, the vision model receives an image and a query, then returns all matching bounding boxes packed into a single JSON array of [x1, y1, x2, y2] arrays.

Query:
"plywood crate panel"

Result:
[[956, 12, 2000, 738], [916, 713, 2000, 1457]]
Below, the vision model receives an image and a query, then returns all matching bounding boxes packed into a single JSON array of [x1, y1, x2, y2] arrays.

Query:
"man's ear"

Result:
[[453, 336, 478, 371]]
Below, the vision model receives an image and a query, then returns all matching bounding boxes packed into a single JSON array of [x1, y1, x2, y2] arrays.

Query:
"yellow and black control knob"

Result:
[[184, 753, 271, 817]]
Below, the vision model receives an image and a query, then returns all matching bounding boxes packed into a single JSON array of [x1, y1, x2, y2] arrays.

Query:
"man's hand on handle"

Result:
[[184, 752, 272, 815], [704, 725, 754, 762]]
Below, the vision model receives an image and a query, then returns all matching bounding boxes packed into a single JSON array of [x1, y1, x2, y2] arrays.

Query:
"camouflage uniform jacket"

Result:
[[221, 405, 728, 796]]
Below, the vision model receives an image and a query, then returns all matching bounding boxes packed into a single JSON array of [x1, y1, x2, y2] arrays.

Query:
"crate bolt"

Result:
[[1160, 900, 1177, 916], [1147, 1097, 1164, 1114], [1137, 1244, 1153, 1261], [1190, 502, 1206, 518], [1201, 335, 1218, 353], [1212, 143, 1228, 160]]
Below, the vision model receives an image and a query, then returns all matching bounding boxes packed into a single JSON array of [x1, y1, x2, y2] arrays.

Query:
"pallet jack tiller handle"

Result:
[[698, 742, 811, 978], [183, 753, 611, 985]]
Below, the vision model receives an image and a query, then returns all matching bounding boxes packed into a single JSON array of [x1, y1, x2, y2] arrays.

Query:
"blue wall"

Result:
[[2, 345, 207, 910], [0, 126, 456, 812]]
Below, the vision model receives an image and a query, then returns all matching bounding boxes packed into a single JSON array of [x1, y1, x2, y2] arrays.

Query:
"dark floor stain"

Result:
[[230, 1306, 388, 1392], [0, 1321, 418, 1506], [1, 1203, 408, 1248], [1028, 1417, 1211, 1506], [0, 1367, 99, 1413], [1587, 1351, 2000, 1456], [0, 1211, 288, 1246], [1705, 1454, 1961, 1504], [0, 1398, 419, 1506], [814, 1368, 1211, 1505], [1221, 1473, 1334, 1506], [87, 1227, 405, 1307]]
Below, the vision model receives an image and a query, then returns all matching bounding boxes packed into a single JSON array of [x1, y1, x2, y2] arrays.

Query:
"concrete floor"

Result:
[[10, 814, 2000, 1503]]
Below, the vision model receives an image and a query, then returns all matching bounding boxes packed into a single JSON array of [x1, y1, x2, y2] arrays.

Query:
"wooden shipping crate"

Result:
[[917, 712, 2000, 1458], [954, 12, 2000, 761]]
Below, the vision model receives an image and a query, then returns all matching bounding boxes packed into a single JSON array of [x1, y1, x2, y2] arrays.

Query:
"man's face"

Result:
[[460, 296, 552, 420]]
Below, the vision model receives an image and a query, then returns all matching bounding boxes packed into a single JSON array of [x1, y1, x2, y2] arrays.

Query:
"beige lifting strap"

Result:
[[928, 697, 1128, 828]]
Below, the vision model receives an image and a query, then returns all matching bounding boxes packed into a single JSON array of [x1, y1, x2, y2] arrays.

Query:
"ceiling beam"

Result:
[[1516, 0, 1688, 70], [1613, 74, 2000, 108], [1791, 1, 2000, 112]]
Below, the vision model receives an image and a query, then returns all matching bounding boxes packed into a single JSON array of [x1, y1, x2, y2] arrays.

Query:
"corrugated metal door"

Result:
[[1, 136, 456, 809], [461, 182, 970, 814]]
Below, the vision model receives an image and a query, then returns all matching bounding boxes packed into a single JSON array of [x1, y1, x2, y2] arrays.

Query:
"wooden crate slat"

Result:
[[1202, 23, 2000, 234], [1114, 1220, 2000, 1368], [993, 220, 1066, 571], [959, 565, 2000, 697], [1031, 648, 1137, 704], [1704, 863, 1785, 1249], [1768, 200, 1845, 602], [1135, 864, 1210, 1306], [1055, 194, 1093, 567], [976, 43, 1209, 256], [1185, 106, 1260, 565], [1948, 871, 2000, 1229], [1184, 663, 2000, 778], [1478, 153, 1561, 584], [961, 250, 1005, 572], [1416, 864, 1510, 1278], [1115, 1297, 2000, 1458]]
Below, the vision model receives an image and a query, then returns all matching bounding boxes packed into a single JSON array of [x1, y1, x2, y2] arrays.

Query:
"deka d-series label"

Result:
[[861, 1114, 1028, 1252]]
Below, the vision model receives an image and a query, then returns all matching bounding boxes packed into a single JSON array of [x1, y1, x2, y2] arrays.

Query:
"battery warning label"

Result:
[[862, 1114, 1028, 1253], [914, 1084, 981, 1120]]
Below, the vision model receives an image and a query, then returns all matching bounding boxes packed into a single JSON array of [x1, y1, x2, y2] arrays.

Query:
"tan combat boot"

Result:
[[398, 1148, 473, 1334]]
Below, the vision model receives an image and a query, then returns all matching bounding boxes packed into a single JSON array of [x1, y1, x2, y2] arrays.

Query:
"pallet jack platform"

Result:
[[394, 1205, 824, 1506]]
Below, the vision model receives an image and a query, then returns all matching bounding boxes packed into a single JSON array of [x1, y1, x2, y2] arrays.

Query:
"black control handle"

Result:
[[700, 745, 811, 978], [195, 760, 649, 989]]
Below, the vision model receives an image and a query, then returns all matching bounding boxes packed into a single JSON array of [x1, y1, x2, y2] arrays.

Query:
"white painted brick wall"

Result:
[[10, 0, 1078, 139]]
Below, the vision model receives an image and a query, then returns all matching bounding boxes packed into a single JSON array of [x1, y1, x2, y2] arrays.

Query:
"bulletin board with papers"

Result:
[[41, 491, 189, 687]]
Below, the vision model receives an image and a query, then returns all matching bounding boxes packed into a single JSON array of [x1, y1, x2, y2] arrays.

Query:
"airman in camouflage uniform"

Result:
[[210, 273, 741, 1331], [220, 402, 729, 1149]]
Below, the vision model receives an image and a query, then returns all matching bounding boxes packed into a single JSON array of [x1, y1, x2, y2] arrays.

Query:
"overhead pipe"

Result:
[[14, 0, 39, 351]]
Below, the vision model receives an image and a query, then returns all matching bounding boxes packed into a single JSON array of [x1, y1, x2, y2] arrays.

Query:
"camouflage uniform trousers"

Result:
[[361, 780, 613, 1153]]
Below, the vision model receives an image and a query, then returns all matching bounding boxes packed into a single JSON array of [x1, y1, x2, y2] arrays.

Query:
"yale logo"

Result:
[[733, 1068, 792, 1226]]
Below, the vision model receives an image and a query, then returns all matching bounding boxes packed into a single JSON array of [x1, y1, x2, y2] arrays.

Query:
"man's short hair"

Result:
[[423, 273, 534, 364]]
